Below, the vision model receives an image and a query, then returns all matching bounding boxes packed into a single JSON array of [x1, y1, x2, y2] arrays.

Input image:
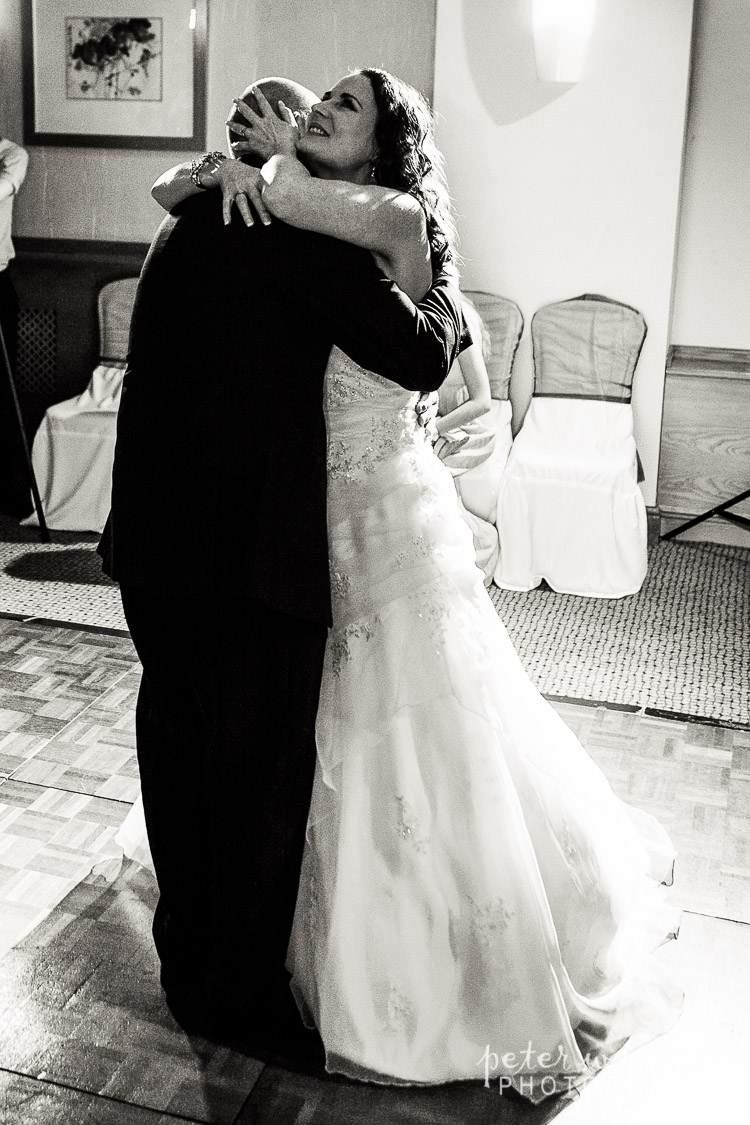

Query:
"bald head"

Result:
[[226, 76, 319, 163]]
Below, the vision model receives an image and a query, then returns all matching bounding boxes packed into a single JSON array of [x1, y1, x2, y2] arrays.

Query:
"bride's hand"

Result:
[[226, 87, 302, 161], [215, 160, 271, 227], [415, 391, 440, 441]]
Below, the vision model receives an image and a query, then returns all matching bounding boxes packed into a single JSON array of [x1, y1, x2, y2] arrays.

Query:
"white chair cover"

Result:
[[25, 278, 138, 533], [495, 295, 648, 598], [437, 292, 523, 581]]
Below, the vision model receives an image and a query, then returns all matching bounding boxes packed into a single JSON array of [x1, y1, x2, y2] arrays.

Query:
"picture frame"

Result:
[[22, 1, 207, 150]]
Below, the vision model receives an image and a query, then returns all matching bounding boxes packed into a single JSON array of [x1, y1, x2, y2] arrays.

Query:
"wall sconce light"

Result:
[[532, 0, 597, 82]]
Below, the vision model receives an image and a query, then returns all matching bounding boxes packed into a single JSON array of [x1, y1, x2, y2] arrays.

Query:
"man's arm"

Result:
[[260, 155, 432, 303], [242, 216, 468, 392], [436, 343, 492, 436], [0, 140, 29, 202]]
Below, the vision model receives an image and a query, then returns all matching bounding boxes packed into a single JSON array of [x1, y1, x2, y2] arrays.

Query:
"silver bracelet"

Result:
[[190, 151, 227, 189]]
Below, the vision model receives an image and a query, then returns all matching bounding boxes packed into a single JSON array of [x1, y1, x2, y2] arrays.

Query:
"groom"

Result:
[[99, 78, 465, 1040]]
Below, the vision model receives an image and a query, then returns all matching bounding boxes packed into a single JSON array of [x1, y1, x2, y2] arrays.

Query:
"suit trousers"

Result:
[[120, 585, 328, 1019]]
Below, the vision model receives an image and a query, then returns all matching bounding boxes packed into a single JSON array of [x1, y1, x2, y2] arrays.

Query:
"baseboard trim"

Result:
[[667, 345, 750, 378], [659, 510, 750, 549], [15, 236, 151, 261]]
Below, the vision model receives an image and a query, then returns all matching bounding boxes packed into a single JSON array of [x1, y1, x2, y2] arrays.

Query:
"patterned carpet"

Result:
[[0, 515, 747, 726], [490, 540, 749, 728], [0, 515, 126, 633]]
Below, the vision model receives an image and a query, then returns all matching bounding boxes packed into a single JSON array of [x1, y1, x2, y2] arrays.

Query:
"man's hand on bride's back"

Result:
[[226, 86, 304, 162], [215, 161, 272, 228]]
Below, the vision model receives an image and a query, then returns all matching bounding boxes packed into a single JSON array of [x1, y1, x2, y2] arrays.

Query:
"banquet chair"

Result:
[[494, 294, 648, 597], [24, 277, 137, 533], [438, 291, 524, 581]]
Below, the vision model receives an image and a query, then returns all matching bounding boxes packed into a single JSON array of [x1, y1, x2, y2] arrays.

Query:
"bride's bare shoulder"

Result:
[[374, 193, 432, 302]]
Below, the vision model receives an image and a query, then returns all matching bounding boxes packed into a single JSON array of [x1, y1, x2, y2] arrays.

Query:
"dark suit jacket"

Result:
[[99, 191, 465, 625]]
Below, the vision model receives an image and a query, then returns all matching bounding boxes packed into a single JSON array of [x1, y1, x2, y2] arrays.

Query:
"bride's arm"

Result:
[[151, 154, 229, 211], [151, 157, 273, 228], [151, 162, 199, 211], [436, 344, 492, 436], [152, 89, 301, 213], [261, 154, 433, 303]]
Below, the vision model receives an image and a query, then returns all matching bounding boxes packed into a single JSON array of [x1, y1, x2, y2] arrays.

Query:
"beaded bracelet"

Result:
[[189, 151, 227, 189]]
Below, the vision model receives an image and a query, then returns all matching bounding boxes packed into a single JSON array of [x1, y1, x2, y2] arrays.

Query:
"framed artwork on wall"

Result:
[[22, 1, 207, 149]]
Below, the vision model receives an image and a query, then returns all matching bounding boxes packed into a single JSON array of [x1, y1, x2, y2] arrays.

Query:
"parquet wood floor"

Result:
[[554, 702, 750, 924], [0, 617, 748, 1123]]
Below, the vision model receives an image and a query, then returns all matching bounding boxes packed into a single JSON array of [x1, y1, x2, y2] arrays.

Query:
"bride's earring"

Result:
[[369, 162, 377, 183]]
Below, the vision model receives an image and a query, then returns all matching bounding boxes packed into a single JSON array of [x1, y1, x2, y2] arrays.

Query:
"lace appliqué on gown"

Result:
[[307, 869, 321, 949], [395, 535, 431, 569], [469, 896, 516, 946], [326, 350, 390, 406], [330, 566, 352, 602], [560, 814, 603, 902], [330, 615, 381, 677], [395, 796, 429, 853], [406, 582, 454, 651], [327, 416, 407, 483]]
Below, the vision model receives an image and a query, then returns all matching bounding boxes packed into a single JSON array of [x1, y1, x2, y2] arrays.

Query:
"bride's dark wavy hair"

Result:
[[357, 68, 458, 276]]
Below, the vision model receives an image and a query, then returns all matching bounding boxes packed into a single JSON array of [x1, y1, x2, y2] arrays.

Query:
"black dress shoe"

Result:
[[164, 987, 290, 1052], [163, 990, 214, 1035]]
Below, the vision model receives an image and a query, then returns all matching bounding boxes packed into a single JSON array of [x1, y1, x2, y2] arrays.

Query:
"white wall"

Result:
[[4, 0, 436, 243], [670, 0, 750, 348], [434, 0, 694, 505]]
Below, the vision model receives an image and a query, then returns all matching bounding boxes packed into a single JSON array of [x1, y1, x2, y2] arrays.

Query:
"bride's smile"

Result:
[[297, 73, 380, 184]]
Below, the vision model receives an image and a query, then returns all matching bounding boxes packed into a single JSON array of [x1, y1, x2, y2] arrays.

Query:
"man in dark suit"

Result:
[[99, 78, 465, 1041]]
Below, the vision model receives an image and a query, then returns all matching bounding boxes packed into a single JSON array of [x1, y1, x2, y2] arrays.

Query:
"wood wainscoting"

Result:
[[658, 346, 750, 547], [11, 237, 149, 440]]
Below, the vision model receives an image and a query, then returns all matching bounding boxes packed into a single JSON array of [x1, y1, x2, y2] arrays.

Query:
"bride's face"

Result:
[[297, 73, 379, 185]]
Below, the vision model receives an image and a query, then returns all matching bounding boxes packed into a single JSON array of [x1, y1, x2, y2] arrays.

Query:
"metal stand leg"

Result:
[[0, 318, 50, 543], [661, 488, 750, 541]]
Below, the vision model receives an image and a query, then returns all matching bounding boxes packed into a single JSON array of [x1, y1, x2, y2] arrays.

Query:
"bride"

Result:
[[123, 68, 682, 1101]]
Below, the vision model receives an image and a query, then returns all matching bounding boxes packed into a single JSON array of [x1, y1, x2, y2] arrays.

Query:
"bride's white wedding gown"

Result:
[[117, 345, 682, 1100]]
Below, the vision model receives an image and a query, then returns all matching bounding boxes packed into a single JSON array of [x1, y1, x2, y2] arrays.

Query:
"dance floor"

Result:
[[0, 614, 748, 1122]]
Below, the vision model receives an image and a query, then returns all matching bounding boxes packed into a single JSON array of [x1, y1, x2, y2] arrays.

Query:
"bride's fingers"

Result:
[[227, 119, 251, 138], [234, 192, 254, 228], [247, 184, 271, 226], [278, 100, 296, 130], [251, 85, 274, 118], [231, 97, 259, 124], [222, 185, 235, 226]]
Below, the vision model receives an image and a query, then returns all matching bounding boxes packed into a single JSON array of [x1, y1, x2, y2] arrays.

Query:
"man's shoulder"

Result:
[[170, 190, 222, 222], [167, 192, 269, 245], [172, 193, 371, 253]]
